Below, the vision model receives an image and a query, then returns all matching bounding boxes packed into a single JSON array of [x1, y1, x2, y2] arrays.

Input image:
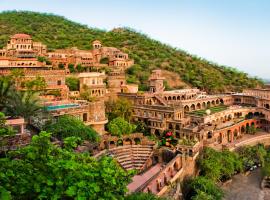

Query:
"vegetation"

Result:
[[0, 112, 15, 136], [238, 144, 267, 170], [0, 11, 263, 92], [44, 115, 99, 142], [5, 91, 43, 122], [66, 77, 80, 91], [0, 77, 13, 111], [190, 105, 228, 116], [107, 117, 136, 137], [0, 132, 131, 199], [183, 177, 223, 200], [106, 98, 133, 122], [198, 147, 243, 182]]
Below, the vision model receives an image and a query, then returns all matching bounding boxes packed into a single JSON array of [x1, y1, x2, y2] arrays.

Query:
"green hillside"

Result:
[[0, 11, 263, 92]]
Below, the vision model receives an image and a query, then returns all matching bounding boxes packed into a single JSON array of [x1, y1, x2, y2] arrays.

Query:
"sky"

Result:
[[1, 0, 270, 79]]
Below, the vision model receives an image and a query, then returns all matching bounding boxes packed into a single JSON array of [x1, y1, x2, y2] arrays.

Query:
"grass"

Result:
[[190, 105, 228, 116]]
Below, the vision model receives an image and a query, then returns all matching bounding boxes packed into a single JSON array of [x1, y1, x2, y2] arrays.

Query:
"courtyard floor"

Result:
[[222, 168, 270, 200]]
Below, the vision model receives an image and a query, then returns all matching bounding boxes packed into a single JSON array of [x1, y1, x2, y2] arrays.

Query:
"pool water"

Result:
[[46, 103, 79, 111]]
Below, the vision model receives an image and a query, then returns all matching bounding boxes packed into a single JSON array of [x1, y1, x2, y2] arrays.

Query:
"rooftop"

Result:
[[11, 33, 32, 39]]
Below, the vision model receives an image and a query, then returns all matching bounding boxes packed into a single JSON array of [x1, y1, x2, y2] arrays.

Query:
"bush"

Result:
[[44, 115, 99, 141], [107, 117, 136, 137]]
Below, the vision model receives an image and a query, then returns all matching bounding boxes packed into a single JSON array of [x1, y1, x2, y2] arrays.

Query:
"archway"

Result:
[[207, 131, 212, 139], [191, 104, 195, 111], [184, 105, 190, 112], [196, 103, 201, 110], [117, 139, 123, 146], [207, 101, 211, 108], [227, 130, 232, 143], [220, 99, 224, 104], [124, 138, 132, 145], [134, 138, 141, 145], [154, 129, 161, 137], [202, 102, 206, 109]]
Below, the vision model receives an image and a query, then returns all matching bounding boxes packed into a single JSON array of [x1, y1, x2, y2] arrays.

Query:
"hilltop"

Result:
[[0, 11, 263, 92]]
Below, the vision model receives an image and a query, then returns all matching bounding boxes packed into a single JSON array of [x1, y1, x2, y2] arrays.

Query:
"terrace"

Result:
[[189, 105, 228, 116]]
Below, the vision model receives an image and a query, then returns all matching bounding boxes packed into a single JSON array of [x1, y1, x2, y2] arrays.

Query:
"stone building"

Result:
[[0, 33, 47, 68], [78, 72, 107, 98]]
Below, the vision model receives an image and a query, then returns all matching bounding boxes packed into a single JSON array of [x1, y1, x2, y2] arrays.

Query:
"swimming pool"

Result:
[[45, 103, 80, 111]]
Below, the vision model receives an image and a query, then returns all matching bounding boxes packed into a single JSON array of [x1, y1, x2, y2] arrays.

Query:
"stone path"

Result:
[[127, 163, 162, 193], [222, 169, 270, 200]]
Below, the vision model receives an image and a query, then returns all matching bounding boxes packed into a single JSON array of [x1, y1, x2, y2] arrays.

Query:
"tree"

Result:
[[0, 132, 131, 199], [58, 63, 65, 69], [68, 64, 75, 73], [183, 177, 223, 200], [45, 115, 99, 141], [66, 77, 80, 91], [106, 98, 133, 122], [24, 76, 47, 91], [0, 112, 15, 136], [5, 91, 43, 123], [198, 148, 242, 182], [0, 77, 14, 111], [107, 117, 136, 137]]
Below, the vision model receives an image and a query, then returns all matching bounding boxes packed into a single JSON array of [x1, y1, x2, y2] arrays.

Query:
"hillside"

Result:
[[0, 11, 263, 93]]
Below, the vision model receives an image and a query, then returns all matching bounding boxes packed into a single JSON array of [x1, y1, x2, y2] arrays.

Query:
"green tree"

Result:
[[58, 63, 65, 69], [68, 63, 75, 73], [0, 112, 15, 136], [106, 98, 133, 122], [107, 117, 136, 137], [66, 77, 80, 91], [0, 77, 14, 111], [24, 76, 47, 91], [184, 177, 223, 200], [5, 91, 43, 123], [45, 115, 99, 141], [0, 131, 131, 199]]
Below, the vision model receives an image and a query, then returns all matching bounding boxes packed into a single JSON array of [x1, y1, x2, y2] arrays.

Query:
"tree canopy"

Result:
[[0, 131, 131, 199], [44, 115, 99, 142], [107, 117, 136, 137]]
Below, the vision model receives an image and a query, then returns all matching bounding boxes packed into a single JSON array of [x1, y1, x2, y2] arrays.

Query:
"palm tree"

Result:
[[0, 77, 14, 111], [5, 91, 44, 123]]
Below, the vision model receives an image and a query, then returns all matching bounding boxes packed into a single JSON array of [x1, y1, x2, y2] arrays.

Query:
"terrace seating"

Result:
[[109, 145, 154, 171]]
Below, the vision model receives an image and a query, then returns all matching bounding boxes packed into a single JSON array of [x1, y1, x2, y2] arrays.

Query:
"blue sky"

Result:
[[1, 0, 269, 79]]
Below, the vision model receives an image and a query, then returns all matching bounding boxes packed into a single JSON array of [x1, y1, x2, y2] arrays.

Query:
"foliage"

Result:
[[262, 152, 270, 177], [0, 11, 263, 92], [183, 177, 223, 200], [106, 98, 133, 122], [0, 77, 14, 111], [198, 147, 242, 182], [107, 117, 136, 137], [0, 112, 15, 136], [0, 131, 131, 199], [125, 192, 166, 200], [66, 77, 80, 91], [44, 115, 99, 141], [5, 91, 43, 122], [23, 76, 47, 91], [238, 144, 267, 170]]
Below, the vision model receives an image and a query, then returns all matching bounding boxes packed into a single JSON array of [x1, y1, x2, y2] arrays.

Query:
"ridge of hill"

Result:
[[0, 11, 263, 92]]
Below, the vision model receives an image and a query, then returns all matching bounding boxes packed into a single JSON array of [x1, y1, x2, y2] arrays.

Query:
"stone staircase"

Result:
[[109, 145, 154, 171], [154, 94, 167, 106]]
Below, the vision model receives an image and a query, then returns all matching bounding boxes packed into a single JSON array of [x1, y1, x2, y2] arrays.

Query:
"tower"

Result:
[[92, 40, 102, 50], [148, 70, 165, 93]]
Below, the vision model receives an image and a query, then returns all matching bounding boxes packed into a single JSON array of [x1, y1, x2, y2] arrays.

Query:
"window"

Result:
[[57, 80, 61, 85]]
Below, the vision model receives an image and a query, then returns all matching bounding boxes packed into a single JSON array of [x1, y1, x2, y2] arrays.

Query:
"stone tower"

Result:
[[92, 40, 102, 50], [149, 69, 165, 93]]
